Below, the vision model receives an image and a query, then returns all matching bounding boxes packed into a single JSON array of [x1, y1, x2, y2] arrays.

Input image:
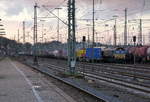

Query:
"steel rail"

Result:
[[42, 63, 150, 98], [79, 62, 150, 71], [40, 61, 150, 81], [20, 61, 122, 102]]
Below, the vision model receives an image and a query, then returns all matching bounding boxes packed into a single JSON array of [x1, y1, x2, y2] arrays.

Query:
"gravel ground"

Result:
[[14, 58, 102, 102], [17, 56, 150, 102]]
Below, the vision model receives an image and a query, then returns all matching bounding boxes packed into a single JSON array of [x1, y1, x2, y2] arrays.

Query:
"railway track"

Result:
[[20, 61, 122, 102], [24, 56, 150, 72], [42, 63, 150, 98], [79, 62, 150, 73], [22, 57, 150, 94], [38, 57, 150, 72], [76, 63, 150, 81], [109, 63, 150, 69], [38, 58, 150, 81], [18, 56, 150, 99], [46, 63, 150, 87]]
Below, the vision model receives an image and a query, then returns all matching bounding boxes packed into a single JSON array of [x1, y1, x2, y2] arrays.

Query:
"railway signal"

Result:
[[133, 36, 136, 43], [133, 36, 137, 80], [82, 36, 86, 49], [82, 36, 86, 42]]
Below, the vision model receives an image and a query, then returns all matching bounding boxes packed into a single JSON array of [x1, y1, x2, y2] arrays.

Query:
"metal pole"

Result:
[[139, 19, 142, 45], [88, 27, 90, 47], [95, 32, 98, 47], [86, 24, 90, 47], [114, 19, 117, 46], [124, 8, 127, 45], [149, 31, 150, 43], [58, 9, 59, 42], [18, 29, 20, 42], [133, 42, 136, 80], [55, 8, 62, 42], [68, 0, 76, 74], [133, 41, 136, 80], [134, 42, 136, 64], [91, 0, 95, 69], [92, 0, 95, 48], [23, 21, 25, 44], [42, 24, 44, 43], [33, 3, 38, 65], [17, 29, 20, 54]]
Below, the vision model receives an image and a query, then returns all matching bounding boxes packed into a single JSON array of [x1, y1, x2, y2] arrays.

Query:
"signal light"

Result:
[[133, 36, 136, 42]]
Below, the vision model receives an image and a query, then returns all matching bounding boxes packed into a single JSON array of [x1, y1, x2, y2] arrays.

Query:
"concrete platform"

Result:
[[0, 58, 76, 102]]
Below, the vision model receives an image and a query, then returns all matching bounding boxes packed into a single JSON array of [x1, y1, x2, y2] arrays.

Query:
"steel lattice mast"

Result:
[[23, 21, 25, 44], [68, 0, 76, 74], [33, 3, 38, 65], [124, 8, 127, 45]]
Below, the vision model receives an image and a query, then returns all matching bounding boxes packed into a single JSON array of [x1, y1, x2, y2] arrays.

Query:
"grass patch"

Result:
[[58, 72, 84, 79]]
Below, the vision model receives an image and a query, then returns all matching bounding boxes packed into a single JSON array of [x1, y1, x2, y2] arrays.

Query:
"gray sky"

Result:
[[0, 0, 150, 44]]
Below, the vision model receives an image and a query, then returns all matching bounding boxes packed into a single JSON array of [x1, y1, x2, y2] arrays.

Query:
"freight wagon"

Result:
[[19, 45, 150, 64], [102, 47, 115, 62], [85, 48, 102, 62], [113, 47, 127, 63], [76, 49, 86, 61]]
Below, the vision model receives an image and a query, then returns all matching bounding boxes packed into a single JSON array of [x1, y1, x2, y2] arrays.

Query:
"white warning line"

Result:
[[10, 61, 44, 102]]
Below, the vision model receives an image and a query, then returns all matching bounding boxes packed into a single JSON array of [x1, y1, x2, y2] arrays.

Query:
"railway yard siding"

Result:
[[17, 56, 150, 102]]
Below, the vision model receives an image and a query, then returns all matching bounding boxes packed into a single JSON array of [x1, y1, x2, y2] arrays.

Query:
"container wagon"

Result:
[[85, 48, 102, 62]]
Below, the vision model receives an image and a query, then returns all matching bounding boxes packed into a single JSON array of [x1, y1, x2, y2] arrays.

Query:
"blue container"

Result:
[[85, 48, 102, 60]]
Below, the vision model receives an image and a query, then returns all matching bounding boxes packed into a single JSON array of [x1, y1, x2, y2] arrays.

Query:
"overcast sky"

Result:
[[0, 0, 150, 44]]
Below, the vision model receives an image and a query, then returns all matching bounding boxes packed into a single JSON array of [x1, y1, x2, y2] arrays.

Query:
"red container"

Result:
[[134, 46, 149, 57], [147, 47, 150, 56], [128, 47, 136, 54]]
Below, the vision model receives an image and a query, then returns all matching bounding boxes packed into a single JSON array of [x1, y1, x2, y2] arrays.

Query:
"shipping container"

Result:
[[85, 48, 102, 61], [76, 50, 86, 58], [76, 49, 86, 61], [133, 46, 147, 57], [147, 47, 150, 56], [128, 47, 136, 54]]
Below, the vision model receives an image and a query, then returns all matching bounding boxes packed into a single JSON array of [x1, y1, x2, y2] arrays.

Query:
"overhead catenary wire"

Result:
[[29, 0, 150, 45]]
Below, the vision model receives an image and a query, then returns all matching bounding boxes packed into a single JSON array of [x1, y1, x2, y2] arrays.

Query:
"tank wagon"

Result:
[[102, 47, 115, 62], [19, 45, 150, 64]]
